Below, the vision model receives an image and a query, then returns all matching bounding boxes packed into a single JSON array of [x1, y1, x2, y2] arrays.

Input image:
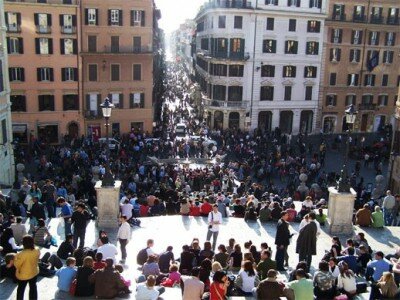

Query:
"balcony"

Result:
[[203, 51, 250, 61], [331, 13, 346, 21], [352, 14, 366, 23], [36, 25, 51, 34], [61, 26, 77, 34], [358, 103, 377, 111], [84, 110, 102, 119], [82, 45, 153, 55], [204, 98, 248, 109], [370, 16, 384, 24], [6, 24, 21, 33], [5, 0, 77, 4], [387, 17, 399, 25], [197, 0, 253, 16]]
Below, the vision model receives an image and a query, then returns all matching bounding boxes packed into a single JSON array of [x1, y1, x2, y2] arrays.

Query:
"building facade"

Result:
[[0, 0, 15, 185], [194, 0, 326, 133], [321, 0, 400, 134], [5, 0, 82, 144]]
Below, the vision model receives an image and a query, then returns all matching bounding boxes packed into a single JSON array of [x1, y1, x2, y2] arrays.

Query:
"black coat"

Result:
[[296, 221, 318, 256], [75, 266, 95, 297], [275, 219, 291, 247]]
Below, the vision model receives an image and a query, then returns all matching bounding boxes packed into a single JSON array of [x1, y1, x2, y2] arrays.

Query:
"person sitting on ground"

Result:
[[0, 227, 21, 255], [214, 244, 230, 269], [329, 257, 340, 278], [244, 201, 257, 221], [75, 256, 95, 297], [115, 264, 131, 290], [198, 241, 214, 265], [179, 244, 196, 275], [287, 268, 314, 300], [337, 261, 357, 299], [57, 234, 75, 260], [135, 275, 165, 300], [141, 255, 160, 279], [93, 252, 106, 270], [33, 219, 52, 248], [210, 270, 229, 300], [366, 251, 392, 282], [337, 247, 359, 274], [371, 206, 384, 228], [158, 246, 174, 273], [313, 260, 336, 300], [369, 271, 399, 300], [199, 258, 212, 292], [286, 203, 297, 222], [235, 260, 259, 296], [161, 264, 181, 287], [355, 204, 372, 227], [180, 266, 204, 300], [0, 253, 17, 282], [232, 199, 245, 218], [211, 262, 223, 274], [357, 245, 372, 274], [88, 258, 127, 299], [229, 244, 243, 272], [200, 198, 212, 217], [256, 269, 286, 300], [315, 208, 327, 226], [180, 199, 190, 216], [288, 261, 311, 281], [56, 257, 77, 292], [10, 216, 27, 245], [270, 202, 283, 221], [97, 236, 118, 264], [189, 201, 201, 217], [257, 250, 277, 281]]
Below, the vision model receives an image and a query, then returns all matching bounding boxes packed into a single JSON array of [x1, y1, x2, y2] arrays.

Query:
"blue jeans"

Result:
[[383, 208, 393, 226], [275, 245, 287, 270]]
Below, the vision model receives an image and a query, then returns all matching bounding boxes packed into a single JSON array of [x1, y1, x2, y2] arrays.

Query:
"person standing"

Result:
[[296, 212, 318, 271], [57, 197, 73, 236], [207, 204, 222, 251], [117, 215, 131, 264], [42, 179, 56, 219], [275, 211, 291, 271], [71, 203, 90, 248], [14, 235, 40, 300], [382, 190, 395, 226]]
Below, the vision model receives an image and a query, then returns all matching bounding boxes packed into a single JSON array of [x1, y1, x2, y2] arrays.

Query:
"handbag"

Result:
[[208, 212, 213, 229], [69, 279, 77, 296]]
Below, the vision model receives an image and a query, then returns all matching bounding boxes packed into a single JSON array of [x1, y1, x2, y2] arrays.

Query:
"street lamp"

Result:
[[100, 97, 115, 187], [337, 104, 358, 192]]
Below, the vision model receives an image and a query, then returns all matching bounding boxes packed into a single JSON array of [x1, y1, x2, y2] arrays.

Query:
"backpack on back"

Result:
[[136, 247, 148, 265]]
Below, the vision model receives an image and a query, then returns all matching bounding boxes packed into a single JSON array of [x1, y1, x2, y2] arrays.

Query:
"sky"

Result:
[[155, 0, 206, 34]]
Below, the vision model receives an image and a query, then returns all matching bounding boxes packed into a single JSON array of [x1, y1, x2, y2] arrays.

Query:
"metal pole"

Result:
[[102, 116, 114, 186]]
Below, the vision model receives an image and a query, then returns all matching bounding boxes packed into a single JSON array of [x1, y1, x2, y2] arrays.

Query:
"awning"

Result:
[[12, 124, 27, 133]]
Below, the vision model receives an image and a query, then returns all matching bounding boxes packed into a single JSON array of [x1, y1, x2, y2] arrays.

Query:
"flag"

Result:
[[367, 51, 379, 72]]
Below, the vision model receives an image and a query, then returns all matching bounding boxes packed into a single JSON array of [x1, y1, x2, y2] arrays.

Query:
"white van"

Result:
[[98, 138, 120, 150], [175, 123, 187, 141]]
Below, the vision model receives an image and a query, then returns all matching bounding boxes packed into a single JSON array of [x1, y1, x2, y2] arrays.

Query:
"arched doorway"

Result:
[[323, 116, 336, 133], [229, 112, 240, 129], [258, 111, 272, 132], [214, 111, 223, 130], [67, 122, 79, 138], [300, 111, 313, 134], [279, 111, 293, 134]]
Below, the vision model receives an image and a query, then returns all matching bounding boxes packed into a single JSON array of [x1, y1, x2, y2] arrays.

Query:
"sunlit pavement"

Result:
[[1, 214, 399, 299]]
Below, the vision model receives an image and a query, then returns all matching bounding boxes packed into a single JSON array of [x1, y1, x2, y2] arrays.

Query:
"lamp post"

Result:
[[100, 97, 115, 187], [337, 104, 358, 192]]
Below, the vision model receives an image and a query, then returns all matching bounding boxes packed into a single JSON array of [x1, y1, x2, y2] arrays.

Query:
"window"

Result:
[[347, 74, 359, 86], [370, 7, 383, 23], [346, 95, 356, 106], [351, 30, 363, 45], [210, 64, 227, 76], [385, 32, 396, 46], [288, 19, 296, 31], [37, 67, 54, 82], [131, 10, 145, 27], [287, 0, 300, 7], [111, 36, 119, 53], [86, 93, 100, 116], [230, 38, 244, 58], [130, 93, 145, 108], [234, 16, 242, 29], [35, 38, 53, 55], [111, 64, 120, 81], [329, 73, 337, 86], [349, 49, 361, 63], [9, 67, 24, 82], [330, 48, 341, 62], [133, 64, 141, 80], [353, 5, 366, 22], [262, 39, 276, 53], [1, 120, 7, 145], [378, 95, 388, 106], [306, 41, 319, 55], [61, 67, 78, 81], [387, 8, 399, 25], [332, 4, 345, 20], [213, 85, 226, 101], [218, 16, 226, 28], [283, 66, 296, 77], [133, 36, 142, 52], [304, 66, 317, 78], [85, 8, 98, 26], [60, 38, 77, 55], [108, 9, 123, 26], [305, 86, 313, 101], [38, 95, 55, 111], [331, 29, 343, 44], [361, 95, 373, 104], [88, 35, 97, 52], [266, 18, 274, 30], [7, 37, 23, 54], [228, 86, 243, 101], [109, 93, 123, 109], [34, 13, 51, 33], [307, 21, 320, 33], [265, 0, 278, 5], [364, 74, 376, 86], [383, 51, 394, 64], [285, 40, 298, 54], [229, 65, 244, 77], [260, 86, 274, 101], [261, 65, 275, 77], [382, 74, 389, 87], [60, 14, 76, 33], [326, 95, 337, 106], [10, 95, 26, 112], [369, 31, 380, 45], [0, 61, 3, 93], [284, 86, 292, 101], [63, 94, 79, 110], [88, 64, 97, 81], [309, 0, 322, 8], [201, 38, 209, 50], [5, 12, 21, 32]]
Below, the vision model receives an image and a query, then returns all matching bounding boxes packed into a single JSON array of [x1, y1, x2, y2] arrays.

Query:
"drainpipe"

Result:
[[249, 0, 258, 133]]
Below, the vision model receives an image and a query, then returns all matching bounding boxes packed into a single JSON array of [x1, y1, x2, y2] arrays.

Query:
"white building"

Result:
[[0, 0, 14, 185], [194, 0, 326, 133]]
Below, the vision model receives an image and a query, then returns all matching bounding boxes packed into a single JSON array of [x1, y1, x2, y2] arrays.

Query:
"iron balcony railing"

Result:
[[358, 103, 377, 111], [204, 98, 248, 109], [6, 0, 77, 4]]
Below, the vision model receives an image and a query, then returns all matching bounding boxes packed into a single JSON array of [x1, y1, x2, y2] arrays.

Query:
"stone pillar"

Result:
[[95, 180, 121, 228], [327, 187, 356, 235]]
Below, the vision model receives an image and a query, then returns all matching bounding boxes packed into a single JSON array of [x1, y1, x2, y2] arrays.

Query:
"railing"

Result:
[[358, 103, 377, 111], [370, 16, 384, 24], [331, 13, 346, 21], [197, 0, 253, 16], [5, 0, 77, 4], [352, 15, 366, 23], [387, 17, 399, 25], [204, 98, 248, 109], [84, 110, 102, 119], [61, 26, 77, 34], [6, 24, 21, 33], [36, 25, 51, 34], [88, 45, 153, 54], [204, 51, 250, 61]]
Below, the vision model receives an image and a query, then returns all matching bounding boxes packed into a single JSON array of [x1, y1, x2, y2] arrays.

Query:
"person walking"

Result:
[[207, 204, 222, 251], [42, 179, 56, 219], [14, 235, 40, 300], [117, 215, 131, 264], [275, 211, 292, 271], [296, 212, 318, 271], [57, 197, 73, 236], [382, 190, 395, 226], [71, 203, 90, 248]]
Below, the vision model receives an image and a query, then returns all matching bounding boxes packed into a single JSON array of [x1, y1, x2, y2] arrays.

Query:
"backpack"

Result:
[[137, 247, 149, 265]]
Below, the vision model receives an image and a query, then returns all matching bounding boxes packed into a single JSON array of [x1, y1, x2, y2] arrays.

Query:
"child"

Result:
[[161, 264, 181, 287], [115, 264, 131, 293], [93, 252, 106, 270], [0, 253, 17, 282], [56, 257, 77, 292], [315, 208, 327, 226]]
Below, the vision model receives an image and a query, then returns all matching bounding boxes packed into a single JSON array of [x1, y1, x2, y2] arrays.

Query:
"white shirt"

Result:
[[208, 211, 222, 232], [120, 203, 134, 220], [97, 243, 118, 263], [117, 222, 131, 240], [135, 283, 159, 300], [337, 273, 357, 292]]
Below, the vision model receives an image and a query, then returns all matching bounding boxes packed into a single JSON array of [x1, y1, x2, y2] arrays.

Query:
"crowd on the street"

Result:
[[0, 61, 399, 299]]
